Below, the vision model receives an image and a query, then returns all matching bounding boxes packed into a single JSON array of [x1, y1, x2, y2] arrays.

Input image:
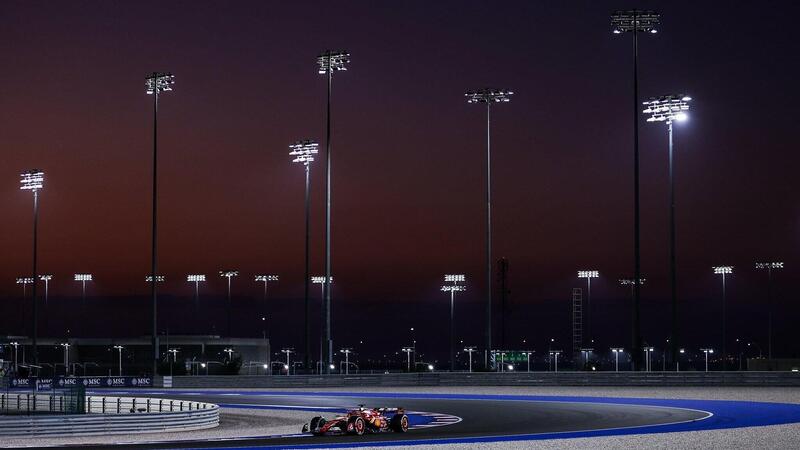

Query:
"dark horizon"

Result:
[[1, 1, 799, 362]]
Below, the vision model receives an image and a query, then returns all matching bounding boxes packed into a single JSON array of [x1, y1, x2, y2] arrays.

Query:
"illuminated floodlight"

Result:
[[16, 277, 34, 284], [619, 278, 646, 286], [578, 270, 599, 279], [465, 89, 513, 104], [441, 285, 467, 293], [187, 274, 206, 282], [289, 140, 319, 166], [145, 275, 165, 282], [611, 10, 660, 34], [643, 95, 691, 123], [317, 50, 350, 74], [611, 348, 624, 353], [444, 274, 465, 283], [755, 262, 784, 269], [219, 270, 239, 279], [713, 266, 733, 275], [39, 274, 53, 282], [255, 274, 279, 282], [20, 170, 44, 191], [311, 276, 333, 284], [74, 274, 93, 282], [145, 72, 175, 94], [701, 348, 714, 354]]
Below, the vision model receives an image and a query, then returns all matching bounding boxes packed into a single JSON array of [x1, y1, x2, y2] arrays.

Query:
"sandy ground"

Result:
[[3, 386, 800, 448]]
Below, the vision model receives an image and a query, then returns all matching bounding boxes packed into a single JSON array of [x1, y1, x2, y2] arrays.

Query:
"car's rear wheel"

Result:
[[309, 417, 325, 435], [391, 414, 409, 432], [349, 416, 366, 435]]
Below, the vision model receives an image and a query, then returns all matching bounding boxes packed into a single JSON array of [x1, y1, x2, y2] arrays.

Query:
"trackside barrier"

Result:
[[0, 394, 218, 437], [169, 371, 800, 388]]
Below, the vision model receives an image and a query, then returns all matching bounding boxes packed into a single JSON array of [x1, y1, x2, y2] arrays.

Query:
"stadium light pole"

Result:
[[281, 348, 294, 376], [701, 348, 714, 372], [402, 347, 414, 372], [187, 274, 206, 311], [522, 351, 533, 372], [644, 346, 654, 372], [713, 266, 733, 370], [220, 270, 239, 336], [577, 270, 599, 343], [755, 262, 783, 360], [317, 50, 349, 375], [463, 346, 477, 373], [20, 170, 43, 367], [74, 274, 93, 306], [59, 342, 70, 375], [113, 345, 124, 376], [339, 348, 352, 375], [611, 348, 624, 372], [145, 71, 175, 378], [39, 275, 53, 307], [550, 350, 562, 372], [254, 274, 279, 337], [291, 139, 319, 372], [442, 274, 466, 372], [643, 94, 691, 368], [16, 277, 33, 299], [465, 88, 512, 370], [611, 9, 660, 371]]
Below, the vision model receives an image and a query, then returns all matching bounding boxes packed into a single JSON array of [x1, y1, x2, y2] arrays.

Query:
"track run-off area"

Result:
[[64, 389, 800, 449]]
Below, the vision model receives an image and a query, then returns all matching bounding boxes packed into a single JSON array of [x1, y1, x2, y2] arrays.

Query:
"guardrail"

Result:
[[169, 371, 800, 388], [0, 393, 218, 436]]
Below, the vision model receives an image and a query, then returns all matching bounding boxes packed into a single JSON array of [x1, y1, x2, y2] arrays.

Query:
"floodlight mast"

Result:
[[713, 266, 733, 370], [145, 71, 174, 378], [220, 270, 239, 336], [291, 139, 319, 372], [317, 50, 349, 374], [254, 274, 279, 339], [577, 270, 599, 344], [187, 274, 206, 311], [465, 88, 512, 370], [20, 170, 43, 367], [611, 9, 660, 372], [442, 274, 467, 371], [643, 94, 691, 370], [755, 262, 783, 360]]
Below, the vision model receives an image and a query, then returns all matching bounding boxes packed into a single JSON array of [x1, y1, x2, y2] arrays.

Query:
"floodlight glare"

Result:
[[464, 89, 513, 104], [20, 170, 44, 191], [611, 10, 660, 34], [39, 274, 53, 281], [219, 270, 239, 278], [145, 275, 165, 282], [16, 277, 34, 284], [578, 270, 599, 279], [255, 274, 279, 282], [756, 262, 784, 269], [317, 51, 350, 74], [74, 274, 93, 282], [312, 276, 332, 284], [289, 140, 319, 166], [145, 72, 175, 94], [187, 274, 206, 282], [713, 266, 733, 275], [444, 274, 465, 283], [441, 285, 467, 292], [619, 278, 646, 286], [642, 95, 691, 123]]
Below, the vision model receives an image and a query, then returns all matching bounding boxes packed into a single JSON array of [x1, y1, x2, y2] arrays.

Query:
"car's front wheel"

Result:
[[348, 416, 366, 435]]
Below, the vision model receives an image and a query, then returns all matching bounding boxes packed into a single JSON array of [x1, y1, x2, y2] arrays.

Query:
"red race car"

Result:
[[302, 406, 410, 436]]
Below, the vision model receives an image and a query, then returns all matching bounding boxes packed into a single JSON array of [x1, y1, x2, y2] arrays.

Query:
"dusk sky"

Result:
[[1, 1, 798, 359]]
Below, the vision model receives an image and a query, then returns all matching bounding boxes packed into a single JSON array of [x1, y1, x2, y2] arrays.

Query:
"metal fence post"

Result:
[[147, 398, 151, 412], [117, 397, 121, 413], [159, 399, 163, 412], [102, 397, 106, 413]]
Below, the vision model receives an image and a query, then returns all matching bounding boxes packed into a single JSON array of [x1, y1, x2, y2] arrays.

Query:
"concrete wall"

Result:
[[168, 371, 800, 388]]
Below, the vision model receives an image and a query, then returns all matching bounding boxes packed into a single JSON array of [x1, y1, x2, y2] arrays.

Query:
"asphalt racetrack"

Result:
[[78, 390, 721, 449]]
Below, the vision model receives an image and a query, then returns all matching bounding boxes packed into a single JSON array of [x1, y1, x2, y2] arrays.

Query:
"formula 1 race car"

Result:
[[302, 406, 410, 436]]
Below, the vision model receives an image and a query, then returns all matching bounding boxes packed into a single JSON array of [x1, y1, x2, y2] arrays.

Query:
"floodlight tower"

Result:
[[442, 274, 466, 372], [701, 348, 714, 372], [713, 266, 733, 370], [187, 274, 206, 309], [39, 275, 53, 306], [113, 345, 124, 376], [16, 277, 33, 298], [291, 139, 319, 371], [611, 9, 660, 371], [145, 71, 175, 377], [281, 348, 295, 376], [219, 270, 239, 336], [74, 274, 93, 306], [145, 275, 165, 283], [317, 50, 349, 374], [643, 94, 691, 368], [254, 274, 279, 328], [577, 270, 599, 344], [20, 170, 43, 366], [755, 262, 783, 360], [465, 88, 512, 369]]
